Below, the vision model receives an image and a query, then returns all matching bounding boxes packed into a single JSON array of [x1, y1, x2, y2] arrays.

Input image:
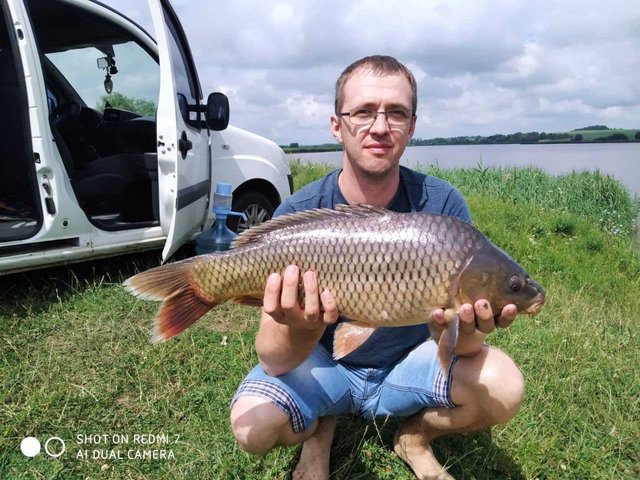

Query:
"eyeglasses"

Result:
[[337, 108, 415, 127]]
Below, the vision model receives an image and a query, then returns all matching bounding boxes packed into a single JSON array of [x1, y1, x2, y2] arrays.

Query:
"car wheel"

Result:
[[231, 191, 274, 233]]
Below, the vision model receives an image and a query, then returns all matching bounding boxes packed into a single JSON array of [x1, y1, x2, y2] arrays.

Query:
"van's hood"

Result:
[[210, 125, 289, 175]]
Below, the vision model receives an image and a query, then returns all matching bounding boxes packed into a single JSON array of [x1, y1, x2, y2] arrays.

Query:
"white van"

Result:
[[0, 0, 292, 275]]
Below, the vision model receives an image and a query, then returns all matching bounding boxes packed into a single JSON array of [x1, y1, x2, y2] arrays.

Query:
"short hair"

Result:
[[334, 55, 417, 114]]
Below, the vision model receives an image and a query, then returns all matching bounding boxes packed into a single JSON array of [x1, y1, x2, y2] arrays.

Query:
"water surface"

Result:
[[287, 143, 640, 197]]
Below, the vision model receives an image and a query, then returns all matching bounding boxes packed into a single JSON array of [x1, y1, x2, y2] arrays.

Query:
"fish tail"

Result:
[[124, 258, 218, 343], [150, 286, 216, 343], [436, 311, 460, 375]]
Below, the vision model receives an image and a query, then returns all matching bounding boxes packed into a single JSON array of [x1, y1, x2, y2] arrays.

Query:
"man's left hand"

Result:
[[430, 300, 518, 356], [457, 300, 517, 334]]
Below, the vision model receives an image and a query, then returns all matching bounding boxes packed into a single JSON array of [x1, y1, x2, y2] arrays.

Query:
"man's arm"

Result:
[[255, 265, 338, 376]]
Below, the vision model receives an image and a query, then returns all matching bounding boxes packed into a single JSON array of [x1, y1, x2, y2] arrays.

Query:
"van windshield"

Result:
[[46, 41, 159, 116]]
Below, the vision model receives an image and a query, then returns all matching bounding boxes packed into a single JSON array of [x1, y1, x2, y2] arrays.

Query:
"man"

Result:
[[230, 55, 523, 480]]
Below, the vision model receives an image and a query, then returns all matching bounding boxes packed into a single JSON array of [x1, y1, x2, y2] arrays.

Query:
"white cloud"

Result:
[[102, 0, 640, 144]]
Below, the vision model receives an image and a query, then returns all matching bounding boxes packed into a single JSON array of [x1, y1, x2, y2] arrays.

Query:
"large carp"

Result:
[[124, 204, 545, 371]]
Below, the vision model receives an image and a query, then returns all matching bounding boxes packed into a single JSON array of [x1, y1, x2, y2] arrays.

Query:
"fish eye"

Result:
[[509, 275, 522, 292]]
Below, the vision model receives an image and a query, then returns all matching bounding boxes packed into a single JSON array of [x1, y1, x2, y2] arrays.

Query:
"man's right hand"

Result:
[[256, 265, 338, 376], [262, 265, 339, 330]]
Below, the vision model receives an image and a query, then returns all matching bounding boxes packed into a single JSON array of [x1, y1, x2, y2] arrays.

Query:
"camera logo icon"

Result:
[[20, 436, 66, 458]]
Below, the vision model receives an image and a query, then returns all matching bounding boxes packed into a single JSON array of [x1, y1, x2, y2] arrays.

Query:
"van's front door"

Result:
[[148, 0, 210, 261]]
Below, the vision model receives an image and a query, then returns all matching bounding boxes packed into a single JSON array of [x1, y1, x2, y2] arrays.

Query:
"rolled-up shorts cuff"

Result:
[[231, 379, 306, 433], [433, 354, 461, 408], [230, 345, 348, 434]]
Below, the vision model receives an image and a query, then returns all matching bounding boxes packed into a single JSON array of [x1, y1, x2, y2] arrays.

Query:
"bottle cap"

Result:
[[215, 182, 232, 195]]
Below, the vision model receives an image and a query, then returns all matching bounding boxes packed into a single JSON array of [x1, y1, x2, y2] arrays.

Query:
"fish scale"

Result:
[[225, 213, 463, 325], [124, 204, 545, 371]]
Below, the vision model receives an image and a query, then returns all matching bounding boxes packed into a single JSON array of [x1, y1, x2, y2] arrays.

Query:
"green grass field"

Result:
[[1, 164, 639, 479]]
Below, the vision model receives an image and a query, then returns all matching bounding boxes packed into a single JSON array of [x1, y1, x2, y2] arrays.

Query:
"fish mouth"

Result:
[[525, 293, 546, 317]]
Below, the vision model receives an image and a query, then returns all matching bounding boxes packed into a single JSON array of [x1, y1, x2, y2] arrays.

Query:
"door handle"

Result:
[[178, 131, 193, 159]]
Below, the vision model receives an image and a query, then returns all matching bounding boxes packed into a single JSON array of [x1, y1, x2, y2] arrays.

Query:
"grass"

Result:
[[421, 164, 639, 238], [1, 164, 639, 479], [288, 159, 335, 191]]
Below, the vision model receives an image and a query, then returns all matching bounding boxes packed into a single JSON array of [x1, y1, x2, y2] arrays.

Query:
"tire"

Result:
[[231, 191, 275, 233]]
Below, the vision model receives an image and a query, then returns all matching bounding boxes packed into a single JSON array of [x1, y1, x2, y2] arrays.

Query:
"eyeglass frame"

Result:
[[336, 107, 416, 127]]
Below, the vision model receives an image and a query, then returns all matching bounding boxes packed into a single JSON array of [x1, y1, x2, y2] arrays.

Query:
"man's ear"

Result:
[[407, 114, 417, 141], [330, 115, 343, 144]]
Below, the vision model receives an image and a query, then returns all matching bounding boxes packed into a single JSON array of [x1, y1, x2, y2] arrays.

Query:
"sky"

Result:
[[106, 0, 640, 146]]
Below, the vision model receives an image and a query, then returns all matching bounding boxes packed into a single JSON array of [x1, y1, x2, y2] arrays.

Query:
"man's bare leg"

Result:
[[231, 396, 318, 453], [393, 416, 457, 480], [292, 415, 337, 480], [231, 397, 336, 480], [393, 347, 525, 480]]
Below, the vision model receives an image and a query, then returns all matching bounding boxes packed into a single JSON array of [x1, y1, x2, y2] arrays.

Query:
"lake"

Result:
[[286, 143, 640, 198]]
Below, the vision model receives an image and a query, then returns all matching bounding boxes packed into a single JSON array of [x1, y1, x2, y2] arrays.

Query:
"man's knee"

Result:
[[230, 396, 290, 455], [454, 347, 525, 424], [483, 348, 525, 423], [477, 347, 525, 424]]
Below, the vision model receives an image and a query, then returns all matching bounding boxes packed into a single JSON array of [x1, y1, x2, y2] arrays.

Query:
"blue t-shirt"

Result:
[[274, 166, 471, 368]]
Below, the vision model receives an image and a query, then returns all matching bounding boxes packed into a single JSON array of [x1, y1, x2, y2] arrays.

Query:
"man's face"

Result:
[[331, 70, 416, 178]]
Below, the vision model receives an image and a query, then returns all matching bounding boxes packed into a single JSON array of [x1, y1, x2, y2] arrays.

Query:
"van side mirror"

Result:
[[205, 92, 229, 131]]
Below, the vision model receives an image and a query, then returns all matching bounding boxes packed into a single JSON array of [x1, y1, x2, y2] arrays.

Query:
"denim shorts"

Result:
[[231, 339, 459, 433]]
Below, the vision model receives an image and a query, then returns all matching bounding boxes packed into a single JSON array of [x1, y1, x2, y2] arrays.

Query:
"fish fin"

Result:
[[230, 204, 389, 248], [123, 258, 216, 343], [232, 295, 264, 307], [151, 287, 217, 343], [334, 203, 389, 216], [436, 310, 460, 374], [333, 321, 378, 360], [123, 258, 196, 301]]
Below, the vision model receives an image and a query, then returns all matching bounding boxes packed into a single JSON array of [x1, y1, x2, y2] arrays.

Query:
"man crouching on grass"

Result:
[[229, 55, 523, 480]]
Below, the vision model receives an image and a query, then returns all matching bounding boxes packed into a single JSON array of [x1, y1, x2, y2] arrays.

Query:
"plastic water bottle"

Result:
[[195, 183, 246, 254]]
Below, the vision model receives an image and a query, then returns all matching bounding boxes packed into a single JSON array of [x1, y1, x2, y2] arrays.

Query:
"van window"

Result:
[[46, 41, 159, 116], [163, 11, 201, 128]]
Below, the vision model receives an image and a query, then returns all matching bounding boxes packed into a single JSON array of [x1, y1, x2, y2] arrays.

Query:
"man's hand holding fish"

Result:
[[430, 301, 518, 357], [257, 266, 339, 376]]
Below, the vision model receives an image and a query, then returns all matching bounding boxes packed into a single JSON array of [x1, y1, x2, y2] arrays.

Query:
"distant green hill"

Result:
[[572, 125, 610, 131], [558, 128, 638, 143]]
